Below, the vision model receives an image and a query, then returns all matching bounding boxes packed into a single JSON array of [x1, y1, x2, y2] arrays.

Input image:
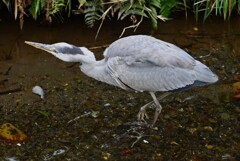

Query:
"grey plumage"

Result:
[[25, 35, 218, 126], [104, 35, 217, 92]]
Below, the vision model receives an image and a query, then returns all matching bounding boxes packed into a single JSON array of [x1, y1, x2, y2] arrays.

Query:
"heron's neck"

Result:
[[80, 59, 117, 87]]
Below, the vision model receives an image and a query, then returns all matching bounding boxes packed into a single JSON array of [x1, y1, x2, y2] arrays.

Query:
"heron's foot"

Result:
[[137, 110, 149, 121], [137, 107, 149, 122]]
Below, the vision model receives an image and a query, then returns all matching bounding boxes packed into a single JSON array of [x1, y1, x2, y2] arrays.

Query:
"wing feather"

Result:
[[104, 35, 195, 69], [106, 57, 196, 92], [104, 35, 218, 92]]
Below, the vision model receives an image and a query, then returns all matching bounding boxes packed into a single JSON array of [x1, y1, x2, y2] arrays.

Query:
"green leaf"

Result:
[[203, 0, 210, 22], [117, 2, 131, 20], [148, 9, 158, 29], [37, 110, 49, 117], [29, 0, 41, 20], [160, 0, 178, 17], [223, 0, 228, 20], [148, 0, 161, 9], [239, 0, 240, 12], [194, 0, 199, 21], [91, 110, 100, 118], [133, 9, 149, 18], [49, 0, 65, 15], [67, 0, 72, 17], [215, 0, 220, 15], [78, 0, 86, 6], [83, 0, 104, 27], [120, 9, 133, 20], [149, 6, 158, 19], [228, 0, 236, 19]]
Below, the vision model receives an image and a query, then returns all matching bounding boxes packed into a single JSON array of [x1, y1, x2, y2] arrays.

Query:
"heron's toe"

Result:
[[137, 109, 149, 121]]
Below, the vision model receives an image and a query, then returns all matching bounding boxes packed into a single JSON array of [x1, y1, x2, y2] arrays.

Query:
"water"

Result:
[[0, 15, 240, 160]]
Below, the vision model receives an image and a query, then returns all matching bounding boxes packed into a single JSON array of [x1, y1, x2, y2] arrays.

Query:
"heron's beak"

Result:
[[25, 41, 54, 53]]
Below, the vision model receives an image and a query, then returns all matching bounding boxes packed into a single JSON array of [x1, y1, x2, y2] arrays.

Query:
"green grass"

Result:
[[194, 0, 239, 21]]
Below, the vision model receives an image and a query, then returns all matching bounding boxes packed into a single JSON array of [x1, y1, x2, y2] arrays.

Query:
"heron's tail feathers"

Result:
[[194, 60, 218, 84]]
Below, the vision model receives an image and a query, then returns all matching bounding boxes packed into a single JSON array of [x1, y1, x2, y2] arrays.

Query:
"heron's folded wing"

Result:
[[106, 57, 196, 92], [104, 35, 196, 69]]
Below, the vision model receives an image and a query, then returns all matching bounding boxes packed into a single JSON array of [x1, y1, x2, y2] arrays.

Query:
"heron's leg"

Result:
[[150, 92, 163, 127], [137, 92, 171, 121], [153, 92, 171, 106]]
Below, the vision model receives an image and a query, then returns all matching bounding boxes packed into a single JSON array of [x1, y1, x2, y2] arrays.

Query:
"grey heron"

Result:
[[25, 35, 218, 127]]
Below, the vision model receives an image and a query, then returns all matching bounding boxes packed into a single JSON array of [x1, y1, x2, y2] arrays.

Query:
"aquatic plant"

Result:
[[194, 0, 240, 21], [1, 0, 239, 31], [0, 0, 185, 29]]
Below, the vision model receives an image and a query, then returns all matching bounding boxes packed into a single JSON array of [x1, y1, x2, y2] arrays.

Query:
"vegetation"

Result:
[[194, 0, 240, 21], [1, 0, 240, 31]]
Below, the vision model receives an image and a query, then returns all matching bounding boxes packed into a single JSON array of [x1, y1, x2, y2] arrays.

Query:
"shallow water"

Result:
[[0, 15, 240, 160]]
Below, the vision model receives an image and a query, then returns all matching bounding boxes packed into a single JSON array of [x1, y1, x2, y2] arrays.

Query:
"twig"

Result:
[[4, 66, 12, 75], [89, 44, 109, 50], [116, 126, 152, 147], [194, 0, 208, 5], [0, 86, 22, 95], [198, 52, 212, 58], [95, 6, 113, 40], [130, 131, 151, 148], [103, 0, 128, 5], [119, 16, 143, 38], [67, 112, 91, 124]]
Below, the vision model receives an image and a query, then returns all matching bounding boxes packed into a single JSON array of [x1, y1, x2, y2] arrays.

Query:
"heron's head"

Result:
[[25, 41, 96, 63]]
